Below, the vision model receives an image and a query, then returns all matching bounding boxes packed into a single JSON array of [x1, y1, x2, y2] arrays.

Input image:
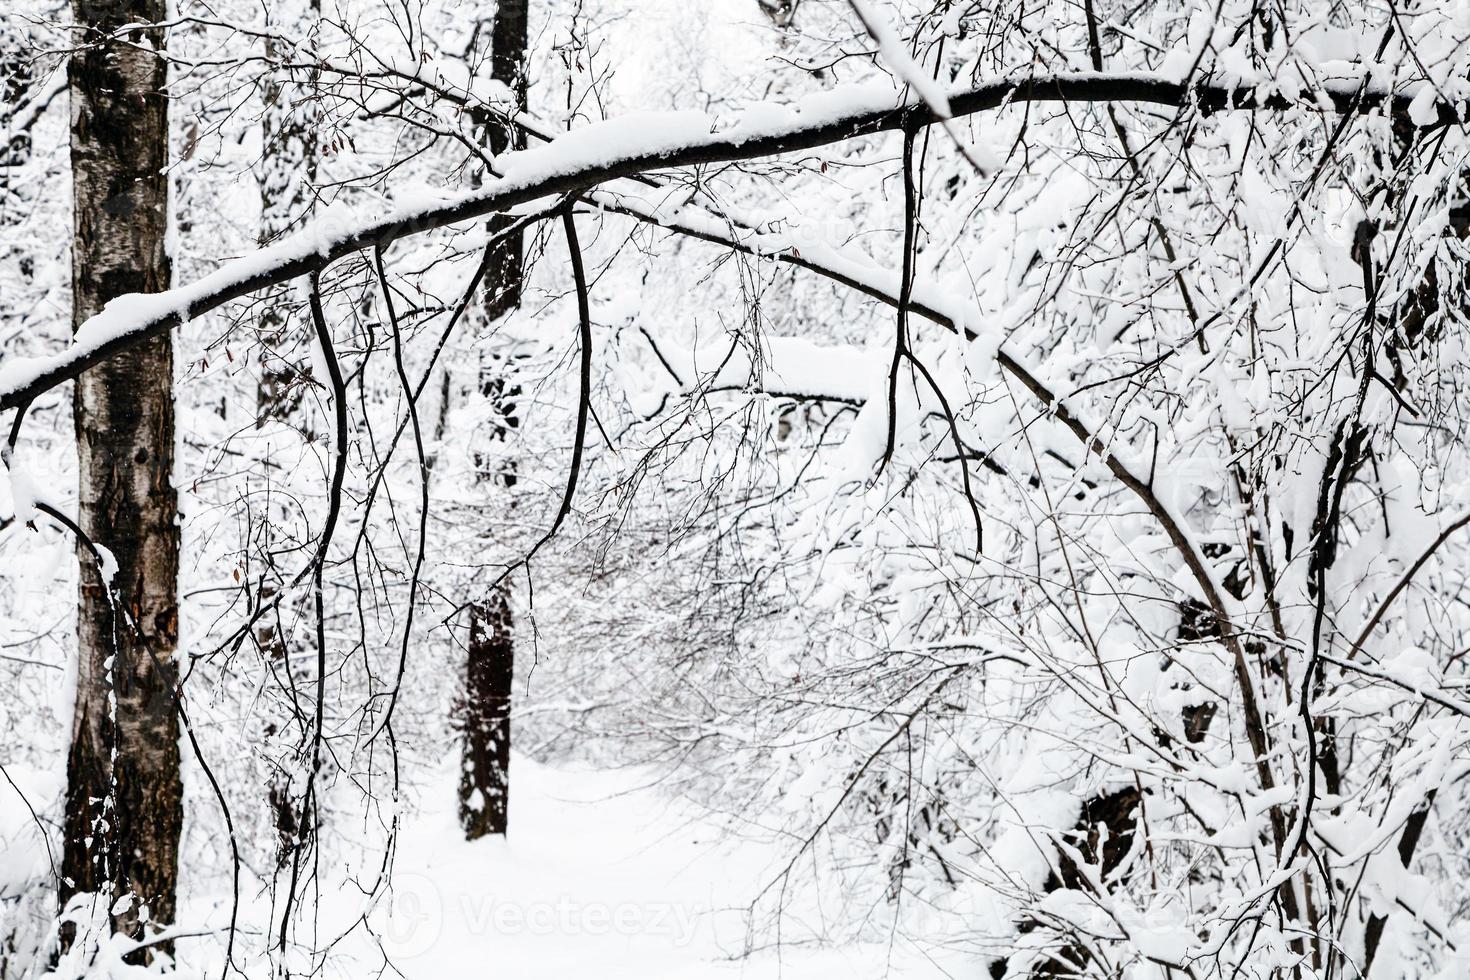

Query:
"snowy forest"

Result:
[[3, 0, 1470, 976]]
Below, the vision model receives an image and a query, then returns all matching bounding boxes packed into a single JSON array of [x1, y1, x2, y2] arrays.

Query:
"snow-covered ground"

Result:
[[168, 757, 971, 978], [368, 759, 970, 978]]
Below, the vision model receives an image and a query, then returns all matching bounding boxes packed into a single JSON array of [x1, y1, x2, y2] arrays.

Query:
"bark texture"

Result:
[[481, 0, 528, 321], [458, 362, 521, 838], [458, 0, 528, 840], [459, 589, 515, 837], [61, 0, 182, 958]]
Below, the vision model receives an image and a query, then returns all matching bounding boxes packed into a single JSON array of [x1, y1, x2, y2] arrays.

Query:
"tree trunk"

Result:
[[458, 0, 527, 840], [61, 0, 182, 960], [459, 367, 521, 839], [482, 0, 528, 321], [460, 588, 515, 837]]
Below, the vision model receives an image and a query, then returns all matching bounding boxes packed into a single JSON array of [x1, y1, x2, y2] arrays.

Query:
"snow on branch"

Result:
[[0, 68, 1458, 413]]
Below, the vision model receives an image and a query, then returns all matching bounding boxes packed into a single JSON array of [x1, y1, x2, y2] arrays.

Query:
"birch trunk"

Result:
[[60, 0, 182, 958]]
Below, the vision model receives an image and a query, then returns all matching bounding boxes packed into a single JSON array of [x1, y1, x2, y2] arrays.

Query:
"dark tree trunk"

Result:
[[457, 0, 528, 840], [458, 363, 521, 838], [459, 589, 515, 837], [482, 0, 528, 322], [61, 0, 181, 960]]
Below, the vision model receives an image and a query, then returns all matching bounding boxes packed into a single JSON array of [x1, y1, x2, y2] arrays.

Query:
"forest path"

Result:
[[169, 756, 965, 977], [373, 757, 960, 978]]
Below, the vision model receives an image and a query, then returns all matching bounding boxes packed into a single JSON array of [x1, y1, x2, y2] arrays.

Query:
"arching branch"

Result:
[[0, 69, 1455, 412]]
